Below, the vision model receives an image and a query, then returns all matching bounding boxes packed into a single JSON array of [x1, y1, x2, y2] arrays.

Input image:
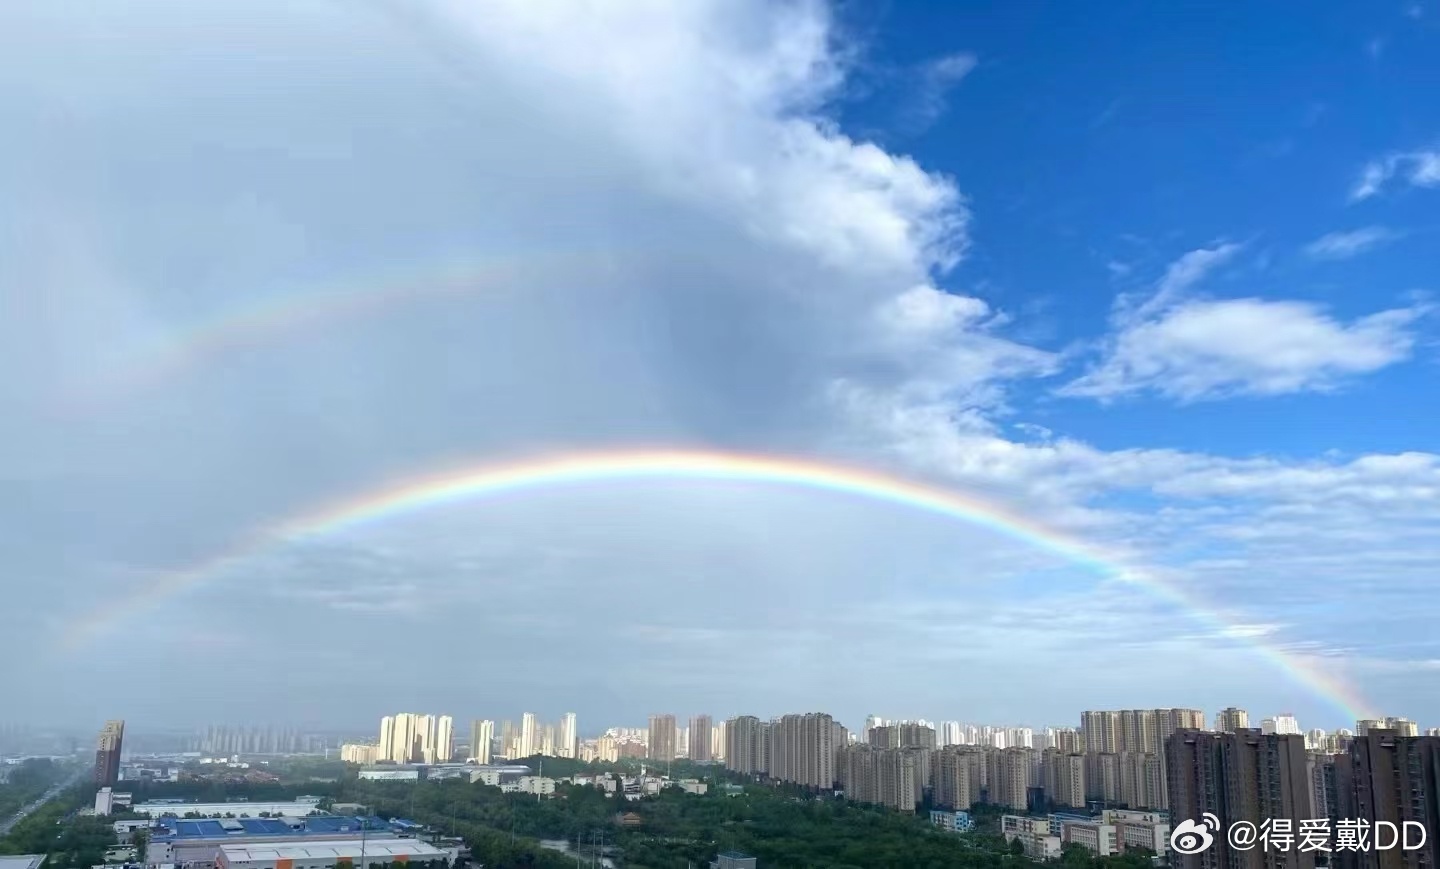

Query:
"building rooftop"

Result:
[[134, 799, 324, 818], [154, 816, 388, 841], [218, 839, 447, 862], [0, 856, 47, 869]]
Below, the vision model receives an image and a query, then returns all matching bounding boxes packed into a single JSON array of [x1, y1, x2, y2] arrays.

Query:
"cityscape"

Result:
[[4, 705, 1437, 869], [4, 0, 1439, 867]]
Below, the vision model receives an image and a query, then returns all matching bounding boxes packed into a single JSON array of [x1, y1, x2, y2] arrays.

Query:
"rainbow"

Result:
[[72, 449, 1372, 719], [55, 249, 618, 412]]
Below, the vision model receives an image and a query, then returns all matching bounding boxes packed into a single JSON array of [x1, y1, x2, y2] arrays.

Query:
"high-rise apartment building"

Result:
[[648, 714, 677, 761], [1083, 708, 1207, 751], [94, 720, 125, 787], [989, 747, 1036, 810], [379, 717, 395, 760], [939, 721, 963, 747], [768, 713, 843, 789], [688, 715, 714, 762], [1214, 708, 1250, 733], [378, 712, 452, 763], [1261, 714, 1302, 736], [1120, 751, 1167, 811], [1045, 727, 1081, 753], [932, 745, 986, 810], [868, 722, 936, 750], [559, 713, 578, 759], [711, 721, 726, 761], [435, 716, 454, 763], [1334, 730, 1440, 869], [520, 713, 539, 758], [839, 744, 918, 812], [725, 716, 766, 775], [470, 720, 494, 764], [1166, 728, 1314, 869], [1042, 750, 1087, 809]]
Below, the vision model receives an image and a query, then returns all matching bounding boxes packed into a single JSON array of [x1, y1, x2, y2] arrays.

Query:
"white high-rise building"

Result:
[[379, 717, 395, 761], [560, 713, 578, 758], [1261, 714, 1301, 735], [940, 722, 963, 747], [436, 716, 454, 762], [390, 713, 418, 762], [417, 715, 437, 763], [520, 713, 538, 758], [863, 715, 886, 742], [712, 722, 726, 761], [470, 720, 494, 764]]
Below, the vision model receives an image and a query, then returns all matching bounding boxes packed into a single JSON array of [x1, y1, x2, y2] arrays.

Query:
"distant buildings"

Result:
[[1213, 707, 1250, 732], [724, 716, 767, 775], [769, 713, 844, 790], [688, 715, 714, 762], [376, 713, 455, 764], [839, 744, 919, 812], [470, 720, 495, 764], [338, 744, 379, 764], [559, 713, 578, 759], [931, 746, 986, 811], [647, 714, 677, 761], [1261, 714, 1302, 735], [94, 720, 125, 787], [1355, 717, 1418, 737]]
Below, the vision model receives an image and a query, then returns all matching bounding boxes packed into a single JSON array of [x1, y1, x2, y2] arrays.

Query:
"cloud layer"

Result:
[[0, 0, 1435, 732]]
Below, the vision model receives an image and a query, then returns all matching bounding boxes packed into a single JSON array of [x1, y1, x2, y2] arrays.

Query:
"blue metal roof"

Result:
[[153, 816, 392, 841]]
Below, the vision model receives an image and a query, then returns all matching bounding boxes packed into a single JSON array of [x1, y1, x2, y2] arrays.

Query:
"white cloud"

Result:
[[1351, 145, 1440, 200], [899, 53, 978, 133], [1115, 242, 1242, 324], [1065, 298, 1424, 402], [1303, 226, 1398, 260], [1063, 243, 1427, 402], [422, 0, 968, 278]]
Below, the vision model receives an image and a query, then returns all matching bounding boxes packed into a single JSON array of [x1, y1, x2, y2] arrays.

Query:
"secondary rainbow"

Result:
[[56, 248, 621, 413], [67, 449, 1373, 719]]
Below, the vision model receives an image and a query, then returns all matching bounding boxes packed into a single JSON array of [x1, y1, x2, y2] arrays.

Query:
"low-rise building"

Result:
[[113, 819, 154, 843], [1102, 809, 1169, 854], [147, 816, 390, 867], [1060, 819, 1119, 856], [95, 788, 133, 816], [710, 852, 756, 869], [214, 839, 451, 869], [0, 856, 48, 869], [500, 776, 556, 796], [928, 810, 973, 833], [132, 798, 322, 818], [1001, 815, 1062, 861]]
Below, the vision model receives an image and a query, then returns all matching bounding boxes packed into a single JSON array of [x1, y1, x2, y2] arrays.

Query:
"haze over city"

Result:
[[2, 0, 1439, 735]]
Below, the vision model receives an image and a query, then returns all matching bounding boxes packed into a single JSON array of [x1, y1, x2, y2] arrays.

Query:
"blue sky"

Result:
[[848, 0, 1440, 455], [0, 0, 1437, 735]]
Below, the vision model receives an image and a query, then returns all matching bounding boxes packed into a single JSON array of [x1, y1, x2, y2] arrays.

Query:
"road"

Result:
[[0, 770, 86, 838]]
